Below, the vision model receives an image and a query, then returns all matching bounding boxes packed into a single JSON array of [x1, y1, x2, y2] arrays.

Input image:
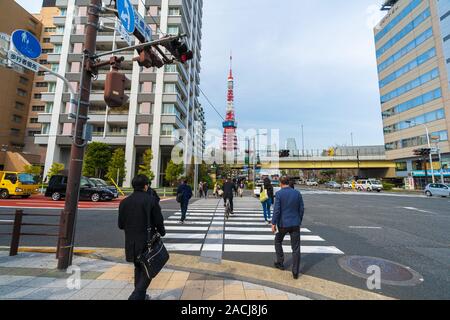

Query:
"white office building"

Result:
[[35, 0, 205, 187]]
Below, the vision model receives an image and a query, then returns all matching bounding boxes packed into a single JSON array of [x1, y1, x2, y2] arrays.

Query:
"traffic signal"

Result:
[[104, 56, 130, 108], [413, 148, 431, 156], [279, 150, 290, 158], [133, 48, 164, 68], [162, 38, 194, 63]]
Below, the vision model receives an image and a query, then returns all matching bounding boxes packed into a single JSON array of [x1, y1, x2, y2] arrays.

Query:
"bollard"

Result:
[[9, 209, 23, 256]]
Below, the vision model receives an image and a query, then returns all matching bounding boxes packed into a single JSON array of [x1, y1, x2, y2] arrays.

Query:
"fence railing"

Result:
[[0, 210, 60, 256]]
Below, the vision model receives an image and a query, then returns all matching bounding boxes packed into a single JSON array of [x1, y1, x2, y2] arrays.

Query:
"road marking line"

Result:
[[224, 244, 344, 254], [168, 216, 212, 221], [165, 221, 211, 225], [165, 244, 203, 251], [202, 244, 223, 251], [225, 234, 325, 241], [402, 207, 436, 214], [165, 226, 208, 231], [349, 226, 382, 229], [164, 233, 206, 239], [225, 221, 267, 226], [225, 227, 311, 233]]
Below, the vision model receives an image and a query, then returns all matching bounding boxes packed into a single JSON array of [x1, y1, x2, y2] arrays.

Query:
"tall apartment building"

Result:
[[0, 0, 42, 170], [375, 0, 450, 186], [35, 0, 206, 187], [23, 0, 60, 163]]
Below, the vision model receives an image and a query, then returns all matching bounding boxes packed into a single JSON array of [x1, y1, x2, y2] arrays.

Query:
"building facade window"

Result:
[[17, 89, 27, 97], [378, 28, 433, 72], [382, 88, 442, 118], [395, 162, 408, 172], [32, 106, 45, 112], [41, 124, 50, 135], [381, 68, 439, 103], [15, 102, 25, 110], [36, 82, 48, 88], [30, 118, 39, 124], [168, 7, 181, 16], [379, 48, 436, 89], [10, 128, 20, 136], [11, 115, 22, 123], [28, 130, 41, 137], [34, 94, 42, 99], [377, 8, 431, 57], [161, 124, 175, 136], [384, 108, 445, 134], [19, 76, 29, 84], [164, 83, 177, 93], [385, 131, 448, 150], [167, 25, 180, 35]]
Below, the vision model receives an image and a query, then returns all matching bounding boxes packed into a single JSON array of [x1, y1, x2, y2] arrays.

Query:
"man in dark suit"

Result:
[[118, 175, 165, 300], [271, 176, 305, 279], [222, 178, 237, 213], [176, 179, 193, 224]]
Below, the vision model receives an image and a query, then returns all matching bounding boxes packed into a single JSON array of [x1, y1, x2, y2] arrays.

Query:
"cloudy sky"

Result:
[[16, 0, 387, 150]]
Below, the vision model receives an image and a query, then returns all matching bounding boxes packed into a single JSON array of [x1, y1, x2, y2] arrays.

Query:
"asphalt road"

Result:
[[0, 189, 449, 300]]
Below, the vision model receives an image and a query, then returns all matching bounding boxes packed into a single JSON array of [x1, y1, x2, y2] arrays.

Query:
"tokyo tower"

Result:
[[222, 54, 238, 153]]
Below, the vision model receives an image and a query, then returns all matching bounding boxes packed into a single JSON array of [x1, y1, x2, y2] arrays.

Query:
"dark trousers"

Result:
[[180, 201, 189, 221], [224, 196, 234, 212], [128, 262, 151, 300], [275, 226, 301, 275]]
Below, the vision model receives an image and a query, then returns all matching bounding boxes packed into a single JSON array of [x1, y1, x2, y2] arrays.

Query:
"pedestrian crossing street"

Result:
[[162, 203, 344, 255]]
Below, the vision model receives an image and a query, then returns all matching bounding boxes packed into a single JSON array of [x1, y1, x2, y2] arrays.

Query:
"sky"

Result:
[[15, 0, 387, 151]]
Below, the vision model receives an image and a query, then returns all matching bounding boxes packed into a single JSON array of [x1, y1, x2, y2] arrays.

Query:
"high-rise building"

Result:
[[222, 54, 238, 154], [35, 0, 205, 187], [23, 0, 60, 163], [375, 0, 450, 186], [0, 0, 42, 170]]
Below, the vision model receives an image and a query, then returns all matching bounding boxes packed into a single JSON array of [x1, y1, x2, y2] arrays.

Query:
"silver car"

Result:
[[425, 184, 450, 197]]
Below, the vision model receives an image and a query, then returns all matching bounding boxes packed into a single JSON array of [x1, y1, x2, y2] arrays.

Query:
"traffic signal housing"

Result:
[[133, 48, 164, 68], [103, 57, 130, 108], [279, 150, 290, 158], [413, 148, 431, 157], [162, 37, 194, 63]]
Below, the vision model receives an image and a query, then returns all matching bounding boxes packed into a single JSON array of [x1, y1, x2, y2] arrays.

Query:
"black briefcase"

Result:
[[137, 233, 170, 279]]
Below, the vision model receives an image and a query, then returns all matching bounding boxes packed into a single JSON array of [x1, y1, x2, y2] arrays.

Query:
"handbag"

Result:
[[260, 188, 269, 203], [176, 191, 183, 203], [137, 207, 170, 279]]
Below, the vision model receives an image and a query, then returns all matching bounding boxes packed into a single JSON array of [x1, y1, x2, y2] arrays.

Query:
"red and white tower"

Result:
[[222, 54, 238, 153]]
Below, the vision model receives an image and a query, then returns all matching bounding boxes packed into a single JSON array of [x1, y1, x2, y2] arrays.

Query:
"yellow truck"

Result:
[[0, 171, 39, 199]]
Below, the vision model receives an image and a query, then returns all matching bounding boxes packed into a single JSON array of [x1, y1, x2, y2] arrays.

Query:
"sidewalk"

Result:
[[0, 251, 309, 300]]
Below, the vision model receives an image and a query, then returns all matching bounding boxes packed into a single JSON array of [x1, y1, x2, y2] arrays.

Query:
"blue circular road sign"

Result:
[[117, 0, 135, 34], [11, 29, 42, 59]]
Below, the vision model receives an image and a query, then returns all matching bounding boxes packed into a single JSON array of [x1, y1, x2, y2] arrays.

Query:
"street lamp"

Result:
[[430, 135, 445, 184], [406, 121, 435, 184]]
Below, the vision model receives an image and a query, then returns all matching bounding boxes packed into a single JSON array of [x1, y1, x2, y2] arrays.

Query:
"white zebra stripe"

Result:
[[225, 234, 325, 241], [224, 245, 344, 254]]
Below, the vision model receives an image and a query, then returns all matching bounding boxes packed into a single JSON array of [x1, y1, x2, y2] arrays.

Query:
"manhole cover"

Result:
[[338, 256, 424, 286]]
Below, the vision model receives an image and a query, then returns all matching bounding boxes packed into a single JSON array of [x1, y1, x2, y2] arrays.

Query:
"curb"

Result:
[[81, 248, 394, 300], [1, 246, 395, 300]]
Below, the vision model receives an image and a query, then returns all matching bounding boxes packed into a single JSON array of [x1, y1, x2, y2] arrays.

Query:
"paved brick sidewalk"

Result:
[[0, 251, 309, 300]]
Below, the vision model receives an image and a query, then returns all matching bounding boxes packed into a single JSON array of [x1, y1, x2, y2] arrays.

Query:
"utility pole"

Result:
[[301, 124, 305, 156], [57, 0, 101, 270]]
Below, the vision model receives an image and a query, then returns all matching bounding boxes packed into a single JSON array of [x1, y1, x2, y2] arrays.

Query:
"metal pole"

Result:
[[437, 145, 444, 184], [301, 124, 304, 156], [424, 125, 435, 183], [252, 137, 256, 187], [9, 209, 23, 256], [57, 0, 101, 270]]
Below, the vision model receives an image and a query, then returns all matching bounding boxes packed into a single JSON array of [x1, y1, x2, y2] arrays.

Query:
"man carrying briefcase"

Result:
[[118, 174, 166, 300]]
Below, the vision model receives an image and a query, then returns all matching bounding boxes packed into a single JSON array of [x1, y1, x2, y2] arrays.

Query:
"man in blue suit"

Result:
[[177, 179, 193, 224], [271, 176, 305, 279]]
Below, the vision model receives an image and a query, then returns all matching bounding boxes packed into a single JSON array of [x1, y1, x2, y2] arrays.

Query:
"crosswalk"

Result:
[[163, 204, 344, 256]]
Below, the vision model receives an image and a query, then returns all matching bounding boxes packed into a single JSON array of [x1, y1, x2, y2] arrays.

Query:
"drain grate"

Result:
[[338, 256, 424, 287]]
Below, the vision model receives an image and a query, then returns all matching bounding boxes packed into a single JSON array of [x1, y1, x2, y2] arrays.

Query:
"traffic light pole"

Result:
[[57, 0, 101, 270]]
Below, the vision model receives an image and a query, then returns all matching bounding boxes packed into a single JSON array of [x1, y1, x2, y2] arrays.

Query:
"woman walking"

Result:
[[260, 177, 274, 224]]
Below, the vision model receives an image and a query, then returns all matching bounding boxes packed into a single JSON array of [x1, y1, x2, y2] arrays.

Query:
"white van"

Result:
[[356, 179, 383, 192]]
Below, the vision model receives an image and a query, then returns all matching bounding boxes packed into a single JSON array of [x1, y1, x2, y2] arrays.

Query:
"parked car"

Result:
[[356, 179, 383, 192], [424, 184, 450, 197], [0, 171, 39, 199], [325, 181, 342, 189], [89, 178, 119, 198], [343, 181, 353, 189], [306, 180, 319, 186], [45, 175, 114, 202]]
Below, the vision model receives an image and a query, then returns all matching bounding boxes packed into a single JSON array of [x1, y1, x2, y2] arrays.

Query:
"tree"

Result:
[[165, 160, 184, 187], [138, 149, 155, 182], [106, 148, 126, 186], [83, 142, 112, 178], [218, 164, 232, 179], [24, 165, 42, 176], [198, 162, 213, 189], [47, 163, 64, 179]]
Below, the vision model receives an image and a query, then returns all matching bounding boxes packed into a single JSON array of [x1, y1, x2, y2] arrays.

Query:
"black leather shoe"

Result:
[[293, 274, 299, 280], [274, 262, 285, 271]]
